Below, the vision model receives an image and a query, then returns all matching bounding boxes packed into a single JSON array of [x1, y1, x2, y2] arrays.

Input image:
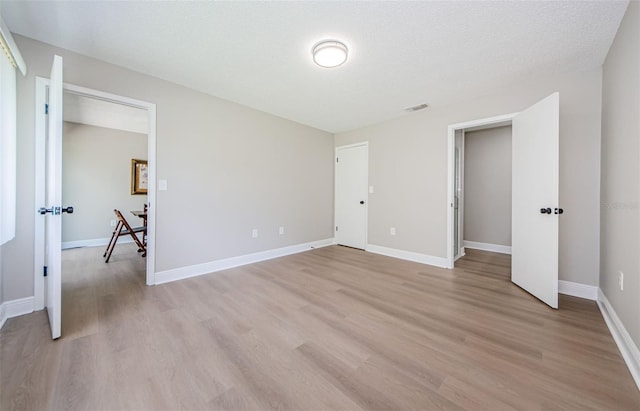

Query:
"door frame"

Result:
[[34, 78, 157, 309], [334, 142, 369, 250], [446, 113, 516, 269], [453, 129, 465, 261]]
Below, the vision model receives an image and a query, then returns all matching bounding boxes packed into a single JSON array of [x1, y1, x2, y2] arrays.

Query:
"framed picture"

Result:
[[131, 159, 148, 195]]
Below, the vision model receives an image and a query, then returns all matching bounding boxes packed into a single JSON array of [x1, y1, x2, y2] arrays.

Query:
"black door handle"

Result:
[[540, 208, 552, 214], [38, 206, 74, 215], [359, 201, 365, 205], [554, 208, 563, 215]]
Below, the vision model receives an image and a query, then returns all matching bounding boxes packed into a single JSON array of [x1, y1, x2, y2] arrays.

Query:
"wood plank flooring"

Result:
[[1, 245, 639, 410]]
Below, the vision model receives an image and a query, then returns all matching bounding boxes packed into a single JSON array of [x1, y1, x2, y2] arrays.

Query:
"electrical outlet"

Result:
[[252, 229, 258, 238], [619, 271, 624, 291], [110, 219, 117, 227], [279, 226, 285, 235], [390, 227, 396, 236]]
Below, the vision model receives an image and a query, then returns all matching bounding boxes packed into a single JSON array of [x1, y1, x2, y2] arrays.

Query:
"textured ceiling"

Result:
[[1, 1, 629, 133]]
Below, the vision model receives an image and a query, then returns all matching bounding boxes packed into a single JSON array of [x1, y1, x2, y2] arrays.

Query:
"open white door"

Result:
[[335, 143, 368, 249], [511, 93, 560, 308], [42, 55, 64, 339]]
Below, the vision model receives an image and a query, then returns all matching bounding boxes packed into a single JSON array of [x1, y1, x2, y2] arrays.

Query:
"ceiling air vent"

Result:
[[404, 103, 429, 112]]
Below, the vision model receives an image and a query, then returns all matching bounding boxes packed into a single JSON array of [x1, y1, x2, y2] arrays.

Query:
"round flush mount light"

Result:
[[312, 40, 348, 68]]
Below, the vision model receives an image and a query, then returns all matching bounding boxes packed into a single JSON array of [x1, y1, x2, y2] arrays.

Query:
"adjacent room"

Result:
[[0, 1, 638, 410]]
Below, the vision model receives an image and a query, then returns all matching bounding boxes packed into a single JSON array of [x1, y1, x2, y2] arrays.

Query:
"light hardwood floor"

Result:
[[1, 245, 639, 410]]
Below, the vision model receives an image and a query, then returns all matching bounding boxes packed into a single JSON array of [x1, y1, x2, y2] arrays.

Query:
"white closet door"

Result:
[[335, 144, 368, 249], [511, 92, 560, 308]]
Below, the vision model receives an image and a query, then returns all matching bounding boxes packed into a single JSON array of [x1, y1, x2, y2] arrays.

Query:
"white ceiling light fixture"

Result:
[[312, 40, 348, 68]]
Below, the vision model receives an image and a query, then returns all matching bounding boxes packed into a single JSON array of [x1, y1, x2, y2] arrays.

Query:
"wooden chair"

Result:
[[136, 203, 148, 247], [103, 209, 146, 263]]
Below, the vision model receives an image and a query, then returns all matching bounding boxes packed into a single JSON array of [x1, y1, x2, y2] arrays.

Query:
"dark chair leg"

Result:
[[104, 222, 124, 263], [104, 221, 121, 257]]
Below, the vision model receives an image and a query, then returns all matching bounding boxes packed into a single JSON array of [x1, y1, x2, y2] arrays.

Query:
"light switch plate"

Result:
[[158, 179, 168, 191]]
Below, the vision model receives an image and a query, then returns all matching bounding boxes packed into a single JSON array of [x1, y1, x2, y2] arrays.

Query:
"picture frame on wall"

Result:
[[131, 159, 148, 195]]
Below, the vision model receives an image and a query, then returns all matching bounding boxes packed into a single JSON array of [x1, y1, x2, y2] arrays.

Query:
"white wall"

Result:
[[62, 122, 147, 244], [464, 126, 512, 247], [335, 68, 602, 286], [600, 1, 639, 348], [2, 35, 334, 302]]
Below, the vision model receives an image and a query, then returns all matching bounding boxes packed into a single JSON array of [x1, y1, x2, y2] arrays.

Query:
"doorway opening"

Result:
[[61, 93, 149, 252], [452, 123, 513, 263], [33, 79, 157, 313], [447, 114, 515, 268], [60, 94, 150, 336]]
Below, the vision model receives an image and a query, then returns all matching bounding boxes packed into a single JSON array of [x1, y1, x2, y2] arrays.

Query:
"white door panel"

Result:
[[44, 55, 63, 339], [511, 92, 559, 308], [335, 144, 368, 249]]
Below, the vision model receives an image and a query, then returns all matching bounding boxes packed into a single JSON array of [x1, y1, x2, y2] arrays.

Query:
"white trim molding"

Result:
[[62, 237, 133, 250], [366, 244, 449, 268], [463, 240, 512, 255], [155, 238, 335, 285], [597, 289, 640, 390], [0, 296, 35, 330], [558, 280, 598, 300]]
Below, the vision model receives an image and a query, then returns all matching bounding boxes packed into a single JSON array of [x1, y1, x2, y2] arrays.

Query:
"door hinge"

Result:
[[43, 266, 48, 277], [336, 157, 339, 163], [45, 103, 49, 114], [335, 226, 338, 231]]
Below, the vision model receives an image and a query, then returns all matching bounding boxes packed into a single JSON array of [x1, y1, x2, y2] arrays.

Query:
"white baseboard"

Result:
[[463, 240, 511, 255], [155, 238, 335, 285], [558, 280, 598, 300], [62, 237, 133, 250], [366, 244, 449, 268], [597, 289, 640, 391], [0, 296, 35, 330]]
